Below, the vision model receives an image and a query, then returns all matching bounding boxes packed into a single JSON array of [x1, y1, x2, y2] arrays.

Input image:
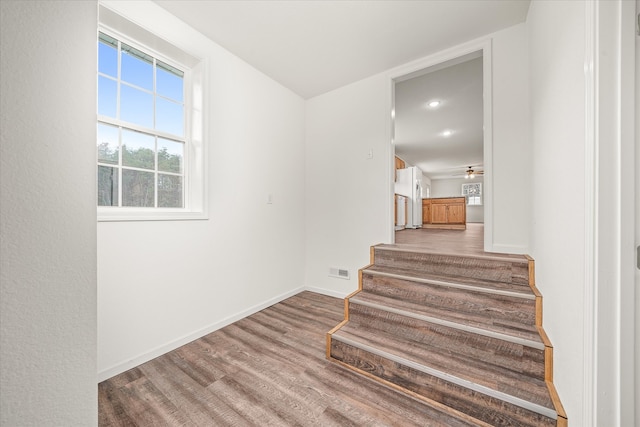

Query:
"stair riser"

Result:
[[362, 273, 536, 330], [373, 250, 529, 286], [347, 303, 546, 381], [330, 339, 556, 427]]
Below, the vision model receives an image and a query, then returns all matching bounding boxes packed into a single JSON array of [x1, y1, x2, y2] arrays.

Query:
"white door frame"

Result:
[[386, 38, 493, 249], [584, 0, 636, 425], [635, 4, 640, 427]]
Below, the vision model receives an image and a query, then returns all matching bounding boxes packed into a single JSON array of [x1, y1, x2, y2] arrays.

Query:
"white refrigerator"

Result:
[[395, 166, 423, 228]]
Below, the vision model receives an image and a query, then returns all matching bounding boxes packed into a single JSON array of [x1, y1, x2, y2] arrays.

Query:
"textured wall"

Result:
[[0, 1, 98, 425]]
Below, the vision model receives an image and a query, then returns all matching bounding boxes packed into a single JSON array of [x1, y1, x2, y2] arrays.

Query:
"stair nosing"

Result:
[[332, 334, 557, 420], [374, 244, 529, 264], [363, 269, 535, 300], [349, 298, 545, 350]]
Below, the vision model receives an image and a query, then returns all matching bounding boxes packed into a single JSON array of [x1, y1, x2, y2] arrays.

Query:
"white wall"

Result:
[[491, 23, 531, 253], [431, 178, 484, 223], [305, 75, 392, 297], [527, 1, 586, 424], [97, 1, 306, 379], [421, 173, 432, 196], [0, 1, 98, 425], [305, 23, 531, 297]]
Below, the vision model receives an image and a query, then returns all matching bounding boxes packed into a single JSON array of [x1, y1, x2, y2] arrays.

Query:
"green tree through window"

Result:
[[97, 31, 185, 208]]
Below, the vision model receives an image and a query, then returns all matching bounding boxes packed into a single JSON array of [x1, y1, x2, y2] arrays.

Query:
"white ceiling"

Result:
[[153, 0, 530, 99], [152, 0, 530, 179], [394, 53, 484, 180]]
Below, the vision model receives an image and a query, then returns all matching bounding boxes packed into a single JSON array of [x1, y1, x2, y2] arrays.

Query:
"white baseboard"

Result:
[[304, 285, 350, 299], [97, 286, 305, 382]]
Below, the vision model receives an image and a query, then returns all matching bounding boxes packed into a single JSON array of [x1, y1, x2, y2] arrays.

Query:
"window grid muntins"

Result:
[[462, 183, 482, 206], [97, 31, 186, 209]]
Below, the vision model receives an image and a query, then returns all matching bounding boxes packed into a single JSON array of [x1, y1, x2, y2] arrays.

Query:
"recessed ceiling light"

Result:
[[442, 130, 452, 137], [427, 100, 441, 108]]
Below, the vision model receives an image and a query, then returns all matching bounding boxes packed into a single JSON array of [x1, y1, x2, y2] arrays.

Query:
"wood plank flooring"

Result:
[[395, 223, 486, 256], [99, 291, 481, 426]]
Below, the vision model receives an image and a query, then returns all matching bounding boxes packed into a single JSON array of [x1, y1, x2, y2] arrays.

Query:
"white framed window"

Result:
[[97, 6, 206, 221], [462, 183, 482, 206]]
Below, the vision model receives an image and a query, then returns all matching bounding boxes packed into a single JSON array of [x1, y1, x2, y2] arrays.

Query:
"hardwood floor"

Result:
[[394, 223, 517, 258], [99, 292, 480, 426], [394, 223, 484, 255]]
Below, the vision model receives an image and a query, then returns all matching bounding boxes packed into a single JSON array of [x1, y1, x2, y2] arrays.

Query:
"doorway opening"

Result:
[[389, 42, 492, 251]]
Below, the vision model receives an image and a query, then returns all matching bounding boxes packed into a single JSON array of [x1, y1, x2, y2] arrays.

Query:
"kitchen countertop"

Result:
[[422, 196, 465, 200]]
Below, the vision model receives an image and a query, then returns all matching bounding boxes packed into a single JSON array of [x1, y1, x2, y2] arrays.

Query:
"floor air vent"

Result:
[[329, 267, 350, 280]]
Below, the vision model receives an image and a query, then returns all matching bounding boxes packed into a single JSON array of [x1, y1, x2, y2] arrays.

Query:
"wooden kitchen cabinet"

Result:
[[447, 202, 466, 224], [422, 199, 431, 224], [431, 203, 448, 223], [422, 197, 466, 229]]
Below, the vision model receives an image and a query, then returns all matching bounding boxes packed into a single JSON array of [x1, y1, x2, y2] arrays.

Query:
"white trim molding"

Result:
[[97, 286, 305, 382], [583, 0, 596, 424], [586, 0, 637, 425], [386, 37, 493, 251], [97, 2, 209, 222]]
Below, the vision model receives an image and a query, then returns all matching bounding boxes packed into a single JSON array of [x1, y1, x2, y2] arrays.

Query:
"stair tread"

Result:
[[330, 338, 557, 427], [364, 265, 533, 294], [332, 322, 554, 411], [344, 302, 545, 382], [350, 290, 542, 344], [372, 247, 530, 286], [375, 243, 529, 263], [327, 243, 565, 426]]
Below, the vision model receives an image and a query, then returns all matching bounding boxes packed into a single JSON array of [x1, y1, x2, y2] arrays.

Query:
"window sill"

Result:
[[98, 208, 208, 222]]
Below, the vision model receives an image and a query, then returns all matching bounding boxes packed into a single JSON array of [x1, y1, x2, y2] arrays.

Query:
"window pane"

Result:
[[157, 138, 183, 173], [467, 195, 482, 206], [97, 76, 117, 118], [98, 34, 118, 77], [122, 169, 154, 207], [120, 84, 153, 128], [158, 174, 183, 208], [157, 62, 183, 102], [96, 32, 190, 213], [98, 165, 119, 206], [122, 129, 155, 170], [156, 98, 184, 136], [121, 43, 153, 90], [97, 123, 119, 164]]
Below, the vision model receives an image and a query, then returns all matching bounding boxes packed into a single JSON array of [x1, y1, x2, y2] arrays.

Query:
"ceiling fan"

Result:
[[463, 166, 484, 179]]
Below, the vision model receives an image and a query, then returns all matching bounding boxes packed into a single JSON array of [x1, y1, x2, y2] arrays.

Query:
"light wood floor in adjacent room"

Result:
[[394, 223, 484, 254], [394, 223, 511, 258], [99, 291, 474, 427]]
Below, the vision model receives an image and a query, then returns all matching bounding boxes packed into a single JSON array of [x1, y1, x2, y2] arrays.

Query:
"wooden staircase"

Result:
[[326, 244, 567, 426]]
